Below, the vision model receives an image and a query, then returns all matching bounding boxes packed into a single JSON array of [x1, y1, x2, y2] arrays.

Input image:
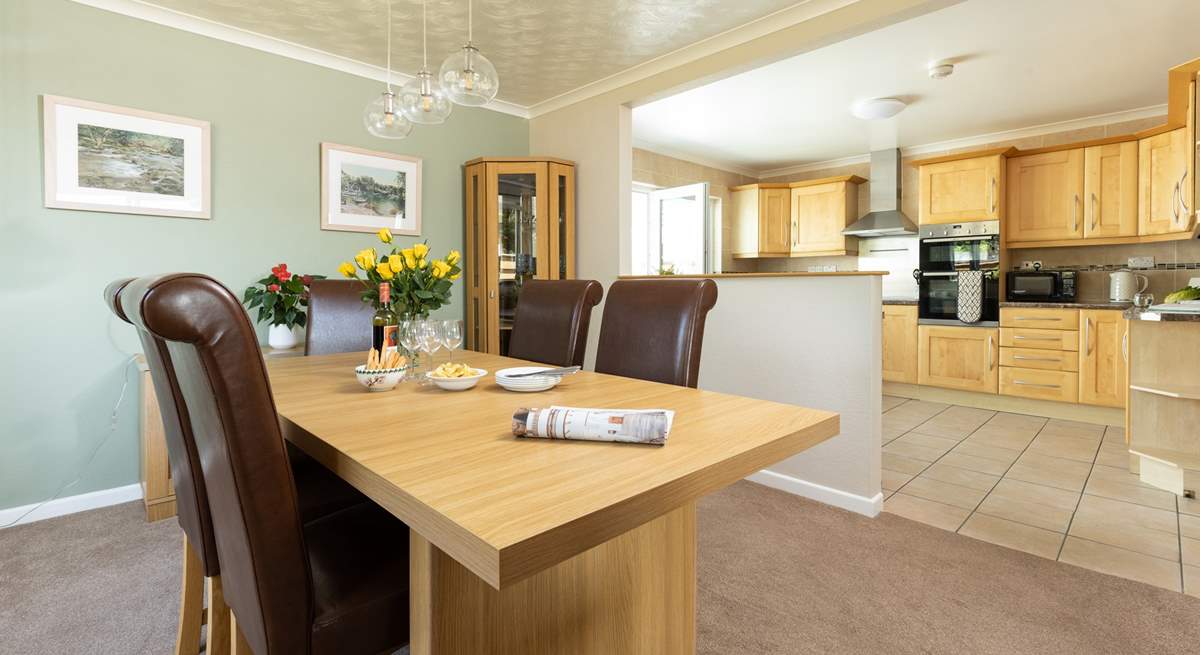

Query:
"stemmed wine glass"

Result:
[[399, 320, 422, 382], [441, 319, 464, 365], [418, 320, 444, 385]]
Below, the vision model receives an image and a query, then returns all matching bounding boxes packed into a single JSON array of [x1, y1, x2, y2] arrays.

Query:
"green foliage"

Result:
[[241, 265, 325, 328]]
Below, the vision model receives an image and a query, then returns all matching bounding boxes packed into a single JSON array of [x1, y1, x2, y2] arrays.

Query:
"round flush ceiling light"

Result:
[[850, 97, 907, 120]]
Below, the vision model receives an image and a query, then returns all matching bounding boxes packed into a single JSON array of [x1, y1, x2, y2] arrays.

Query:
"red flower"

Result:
[[301, 275, 313, 286], [271, 263, 292, 282], [267, 283, 280, 292]]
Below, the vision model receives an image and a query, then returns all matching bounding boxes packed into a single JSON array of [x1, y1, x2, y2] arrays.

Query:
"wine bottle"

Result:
[[373, 283, 399, 355]]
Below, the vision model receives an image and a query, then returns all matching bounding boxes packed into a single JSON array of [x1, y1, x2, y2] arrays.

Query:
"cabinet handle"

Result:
[[1013, 355, 1059, 362], [1178, 170, 1191, 224], [1013, 316, 1061, 321], [792, 219, 798, 247], [987, 335, 995, 370], [1122, 331, 1129, 362], [1014, 380, 1061, 389], [1173, 181, 1182, 226], [1072, 194, 1079, 233], [990, 177, 997, 214], [1090, 192, 1098, 231], [489, 290, 496, 299], [1013, 335, 1059, 341], [1085, 317, 1092, 355]]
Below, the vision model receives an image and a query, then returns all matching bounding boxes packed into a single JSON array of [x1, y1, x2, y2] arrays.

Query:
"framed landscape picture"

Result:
[[42, 95, 210, 219], [320, 142, 422, 235]]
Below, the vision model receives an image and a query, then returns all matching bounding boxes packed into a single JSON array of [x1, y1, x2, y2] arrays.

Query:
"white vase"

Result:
[[268, 324, 300, 350]]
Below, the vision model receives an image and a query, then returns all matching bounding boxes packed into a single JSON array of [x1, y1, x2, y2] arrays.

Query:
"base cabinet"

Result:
[[918, 325, 998, 393], [1078, 310, 1129, 408], [882, 305, 918, 384]]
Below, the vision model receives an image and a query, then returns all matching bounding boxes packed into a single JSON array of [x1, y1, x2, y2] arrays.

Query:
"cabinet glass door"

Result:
[[490, 164, 548, 355]]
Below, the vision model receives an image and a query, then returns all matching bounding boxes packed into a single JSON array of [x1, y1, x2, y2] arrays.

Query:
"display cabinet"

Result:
[[463, 157, 575, 355]]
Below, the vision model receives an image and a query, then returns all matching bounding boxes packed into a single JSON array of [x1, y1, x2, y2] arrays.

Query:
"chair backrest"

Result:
[[305, 279, 374, 356], [122, 274, 312, 655], [506, 280, 604, 367], [104, 278, 220, 578], [594, 278, 718, 388]]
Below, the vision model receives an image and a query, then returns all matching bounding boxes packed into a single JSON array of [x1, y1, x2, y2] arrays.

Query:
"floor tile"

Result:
[[1181, 515, 1200, 566], [882, 452, 929, 476], [882, 424, 908, 441], [1068, 495, 1179, 561], [989, 478, 1081, 511], [1059, 537, 1182, 592], [1180, 495, 1200, 517], [1094, 442, 1132, 469], [884, 433, 958, 462], [921, 462, 1000, 492], [882, 469, 915, 492], [975, 479, 1079, 533], [1084, 465, 1177, 511], [953, 439, 1023, 464], [1039, 418, 1105, 441], [937, 452, 1012, 476], [1185, 565, 1200, 598], [959, 513, 1065, 559], [911, 406, 995, 439], [881, 395, 909, 411], [983, 411, 1047, 435], [884, 493, 971, 531], [901, 476, 988, 510], [963, 425, 1037, 451], [1026, 434, 1102, 464], [1005, 452, 1092, 492], [1103, 425, 1126, 444]]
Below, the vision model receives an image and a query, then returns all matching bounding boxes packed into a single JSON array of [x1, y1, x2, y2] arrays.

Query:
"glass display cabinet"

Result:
[[463, 157, 576, 355]]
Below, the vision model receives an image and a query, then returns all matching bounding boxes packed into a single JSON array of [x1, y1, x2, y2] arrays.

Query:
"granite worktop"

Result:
[[882, 298, 918, 306], [1001, 301, 1133, 310], [1124, 308, 1200, 322]]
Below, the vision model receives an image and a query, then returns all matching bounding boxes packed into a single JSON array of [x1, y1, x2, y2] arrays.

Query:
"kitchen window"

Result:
[[631, 182, 716, 275]]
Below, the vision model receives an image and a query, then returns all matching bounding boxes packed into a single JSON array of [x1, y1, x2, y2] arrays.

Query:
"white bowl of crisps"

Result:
[[426, 362, 487, 391], [355, 349, 408, 392]]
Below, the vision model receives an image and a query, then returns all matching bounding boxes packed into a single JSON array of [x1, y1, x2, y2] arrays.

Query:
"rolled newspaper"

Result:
[[512, 406, 675, 446]]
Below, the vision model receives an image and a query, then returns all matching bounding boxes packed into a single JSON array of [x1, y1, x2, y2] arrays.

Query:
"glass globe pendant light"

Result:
[[399, 0, 452, 125], [363, 0, 412, 139], [438, 0, 499, 106]]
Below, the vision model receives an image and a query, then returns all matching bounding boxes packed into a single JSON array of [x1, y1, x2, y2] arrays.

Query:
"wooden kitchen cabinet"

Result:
[[1006, 149, 1085, 242], [917, 153, 1005, 225], [731, 184, 791, 258], [918, 325, 998, 393], [1083, 142, 1139, 239], [1138, 127, 1192, 235], [789, 176, 862, 256], [1078, 309, 1128, 408], [882, 305, 918, 384]]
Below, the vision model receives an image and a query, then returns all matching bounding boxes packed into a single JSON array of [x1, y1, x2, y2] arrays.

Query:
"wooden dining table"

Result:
[[267, 350, 839, 655]]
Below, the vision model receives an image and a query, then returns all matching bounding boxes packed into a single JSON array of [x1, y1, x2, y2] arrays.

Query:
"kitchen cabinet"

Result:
[[731, 184, 790, 258], [917, 153, 1004, 225], [999, 367, 1079, 404], [918, 325, 998, 393], [1083, 142, 1139, 239], [997, 307, 1080, 403], [1078, 309, 1128, 408], [1138, 127, 1192, 235], [882, 305, 918, 384], [789, 177, 862, 256], [1005, 149, 1085, 242]]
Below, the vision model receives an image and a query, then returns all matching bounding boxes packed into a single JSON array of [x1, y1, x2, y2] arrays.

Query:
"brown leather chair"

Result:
[[506, 279, 604, 367], [594, 278, 718, 388], [305, 279, 374, 355], [110, 275, 408, 655]]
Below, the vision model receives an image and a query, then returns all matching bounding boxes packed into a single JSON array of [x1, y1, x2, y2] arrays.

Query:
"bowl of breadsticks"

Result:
[[354, 348, 409, 392], [426, 362, 487, 391]]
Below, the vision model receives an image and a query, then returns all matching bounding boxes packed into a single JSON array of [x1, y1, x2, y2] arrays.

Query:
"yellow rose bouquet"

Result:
[[336, 228, 463, 318]]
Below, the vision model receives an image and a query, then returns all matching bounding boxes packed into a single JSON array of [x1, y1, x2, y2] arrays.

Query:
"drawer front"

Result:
[[999, 347, 1079, 371], [1000, 327, 1078, 351], [1000, 367, 1079, 403], [1000, 307, 1079, 330]]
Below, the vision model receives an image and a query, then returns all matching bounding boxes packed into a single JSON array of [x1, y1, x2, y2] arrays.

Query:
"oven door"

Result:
[[919, 271, 1000, 326], [919, 235, 1000, 273]]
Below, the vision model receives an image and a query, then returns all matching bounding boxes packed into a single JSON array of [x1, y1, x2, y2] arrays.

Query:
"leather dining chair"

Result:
[[507, 279, 604, 367], [594, 278, 718, 388], [305, 279, 374, 355], [104, 278, 382, 655]]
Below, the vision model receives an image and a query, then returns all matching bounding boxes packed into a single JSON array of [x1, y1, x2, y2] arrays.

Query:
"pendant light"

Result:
[[439, 0, 499, 106], [363, 0, 413, 139], [399, 0, 452, 125]]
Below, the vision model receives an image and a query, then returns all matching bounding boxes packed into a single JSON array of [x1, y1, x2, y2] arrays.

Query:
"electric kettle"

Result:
[[1110, 269, 1148, 302]]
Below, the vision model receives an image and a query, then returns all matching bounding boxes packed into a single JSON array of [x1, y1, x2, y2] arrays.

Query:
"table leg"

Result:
[[410, 501, 697, 655]]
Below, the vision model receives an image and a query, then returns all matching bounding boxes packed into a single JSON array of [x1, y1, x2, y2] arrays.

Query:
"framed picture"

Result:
[[42, 95, 210, 219], [320, 142, 422, 235]]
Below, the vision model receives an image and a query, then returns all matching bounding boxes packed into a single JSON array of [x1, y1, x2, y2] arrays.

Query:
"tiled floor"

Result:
[[881, 395, 1200, 596]]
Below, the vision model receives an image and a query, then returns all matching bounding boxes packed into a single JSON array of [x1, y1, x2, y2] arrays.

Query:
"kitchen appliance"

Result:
[[1109, 269, 1148, 302], [1006, 269, 1077, 302], [841, 149, 917, 237], [914, 220, 1000, 326]]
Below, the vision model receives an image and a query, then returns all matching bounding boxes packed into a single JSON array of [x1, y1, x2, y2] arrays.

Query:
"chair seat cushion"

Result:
[[305, 502, 410, 655], [287, 443, 369, 523]]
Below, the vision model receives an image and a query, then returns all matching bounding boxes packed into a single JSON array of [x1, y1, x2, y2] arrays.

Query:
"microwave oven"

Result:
[[1006, 270, 1077, 302]]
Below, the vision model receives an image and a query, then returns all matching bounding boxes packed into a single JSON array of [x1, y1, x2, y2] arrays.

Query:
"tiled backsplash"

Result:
[[1009, 239, 1200, 302]]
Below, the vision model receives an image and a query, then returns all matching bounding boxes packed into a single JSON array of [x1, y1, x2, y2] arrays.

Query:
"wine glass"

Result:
[[399, 320, 422, 382], [419, 320, 444, 385], [441, 319, 464, 365]]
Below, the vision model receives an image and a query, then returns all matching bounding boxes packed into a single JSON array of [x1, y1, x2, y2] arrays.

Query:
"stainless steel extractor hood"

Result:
[[842, 148, 917, 237]]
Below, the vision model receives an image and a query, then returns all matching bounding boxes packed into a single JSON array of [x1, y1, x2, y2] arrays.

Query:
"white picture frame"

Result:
[[42, 95, 211, 219], [320, 142, 422, 235]]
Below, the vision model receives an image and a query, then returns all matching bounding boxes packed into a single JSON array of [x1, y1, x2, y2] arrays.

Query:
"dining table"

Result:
[[267, 350, 840, 655]]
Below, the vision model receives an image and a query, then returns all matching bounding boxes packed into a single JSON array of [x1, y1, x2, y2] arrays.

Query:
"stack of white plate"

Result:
[[495, 367, 561, 393]]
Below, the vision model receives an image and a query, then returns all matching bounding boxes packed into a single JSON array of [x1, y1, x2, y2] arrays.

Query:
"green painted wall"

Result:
[[0, 0, 529, 512]]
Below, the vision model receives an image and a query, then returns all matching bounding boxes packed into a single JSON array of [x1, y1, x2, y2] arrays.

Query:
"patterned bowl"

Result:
[[354, 365, 406, 392]]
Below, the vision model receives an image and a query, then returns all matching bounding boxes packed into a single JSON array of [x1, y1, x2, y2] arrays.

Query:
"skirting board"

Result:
[[747, 469, 882, 518], [883, 382, 1124, 427], [0, 483, 143, 530]]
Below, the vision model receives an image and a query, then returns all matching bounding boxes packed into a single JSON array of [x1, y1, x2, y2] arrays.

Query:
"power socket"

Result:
[[1129, 256, 1155, 269]]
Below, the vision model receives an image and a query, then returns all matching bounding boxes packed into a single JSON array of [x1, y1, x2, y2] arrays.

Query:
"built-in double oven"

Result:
[[913, 220, 1000, 326]]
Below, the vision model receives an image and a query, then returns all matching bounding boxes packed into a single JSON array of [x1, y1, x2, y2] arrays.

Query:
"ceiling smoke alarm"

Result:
[[928, 61, 955, 79], [850, 97, 907, 121]]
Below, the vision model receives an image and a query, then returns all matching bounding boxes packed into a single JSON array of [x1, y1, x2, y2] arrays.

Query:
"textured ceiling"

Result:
[[141, 0, 802, 107]]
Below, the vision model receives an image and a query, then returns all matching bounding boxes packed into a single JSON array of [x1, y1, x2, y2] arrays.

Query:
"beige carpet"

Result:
[[3, 482, 1199, 654]]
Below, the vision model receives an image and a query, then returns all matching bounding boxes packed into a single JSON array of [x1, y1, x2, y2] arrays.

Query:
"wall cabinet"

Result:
[[731, 176, 862, 258], [882, 305, 918, 384], [1005, 149, 1085, 242], [918, 325, 998, 393], [1083, 142, 1139, 238], [1138, 127, 1192, 235], [1078, 310, 1129, 408], [918, 154, 1004, 224], [731, 185, 790, 258], [464, 157, 575, 355]]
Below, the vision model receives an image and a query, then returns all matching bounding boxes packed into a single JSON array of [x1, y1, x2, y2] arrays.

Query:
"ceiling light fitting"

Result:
[[850, 97, 906, 121], [362, 0, 413, 139], [399, 0, 453, 125], [439, 0, 500, 106]]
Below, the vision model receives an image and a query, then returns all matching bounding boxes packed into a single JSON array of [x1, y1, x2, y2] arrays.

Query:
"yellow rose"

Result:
[[417, 258, 426, 269], [412, 243, 430, 259], [354, 248, 377, 271], [447, 250, 461, 266], [377, 263, 394, 280], [377, 228, 393, 244], [430, 260, 450, 279], [450, 271, 461, 281], [337, 262, 356, 278], [401, 248, 417, 269], [389, 256, 404, 274]]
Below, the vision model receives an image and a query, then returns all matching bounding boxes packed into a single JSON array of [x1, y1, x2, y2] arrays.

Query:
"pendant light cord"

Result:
[[468, 0, 473, 43], [421, 0, 428, 69], [385, 0, 393, 89]]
